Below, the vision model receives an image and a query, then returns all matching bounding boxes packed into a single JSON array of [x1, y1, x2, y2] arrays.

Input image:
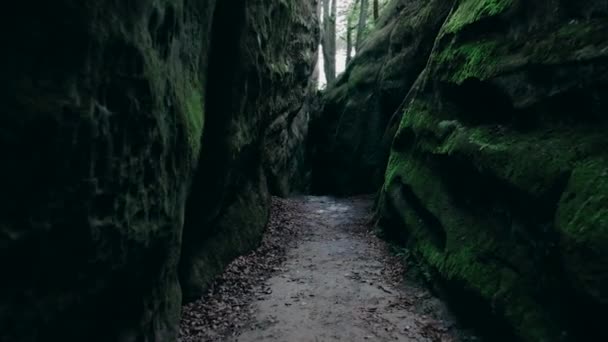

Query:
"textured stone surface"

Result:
[[310, 0, 454, 195], [178, 0, 319, 302], [377, 0, 608, 341], [0, 0, 318, 340], [0, 1, 214, 340]]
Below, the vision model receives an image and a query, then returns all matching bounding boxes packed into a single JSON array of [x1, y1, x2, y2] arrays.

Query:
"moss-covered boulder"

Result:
[[310, 0, 456, 195], [378, 0, 608, 340], [0, 1, 214, 340], [178, 0, 319, 302]]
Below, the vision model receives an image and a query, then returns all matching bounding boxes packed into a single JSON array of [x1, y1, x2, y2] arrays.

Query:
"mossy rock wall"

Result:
[[0, 0, 215, 340], [178, 0, 319, 302], [0, 0, 318, 340], [310, 0, 456, 195], [378, 0, 608, 340]]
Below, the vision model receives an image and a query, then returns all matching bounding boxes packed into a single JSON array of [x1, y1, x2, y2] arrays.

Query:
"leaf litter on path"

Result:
[[179, 196, 479, 342]]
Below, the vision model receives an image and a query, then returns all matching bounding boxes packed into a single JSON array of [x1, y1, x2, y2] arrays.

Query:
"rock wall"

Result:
[[375, 0, 608, 341], [310, 0, 454, 195], [0, 0, 318, 341], [177, 0, 319, 302]]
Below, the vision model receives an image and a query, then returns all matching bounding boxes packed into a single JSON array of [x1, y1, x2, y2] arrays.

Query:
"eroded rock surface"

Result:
[[0, 0, 318, 341], [1, 1, 214, 340], [375, 0, 608, 341], [311, 0, 608, 340], [179, 0, 319, 302]]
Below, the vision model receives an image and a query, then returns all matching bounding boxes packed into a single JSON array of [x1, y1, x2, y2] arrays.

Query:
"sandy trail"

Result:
[[180, 196, 477, 342]]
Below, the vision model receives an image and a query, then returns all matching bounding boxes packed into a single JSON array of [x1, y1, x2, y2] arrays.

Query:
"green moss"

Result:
[[383, 152, 409, 191], [383, 154, 502, 303], [380, 96, 605, 340], [181, 186, 270, 301], [438, 18, 608, 85], [527, 20, 608, 64], [184, 86, 205, 160], [438, 239, 556, 342], [408, 1, 441, 27], [140, 39, 205, 166], [557, 158, 608, 240], [435, 40, 501, 84], [398, 100, 436, 132], [393, 92, 605, 200], [384, 100, 438, 190], [377, 4, 608, 340], [347, 63, 380, 87], [381, 152, 560, 341], [555, 158, 608, 303], [443, 0, 513, 34], [464, 126, 605, 196]]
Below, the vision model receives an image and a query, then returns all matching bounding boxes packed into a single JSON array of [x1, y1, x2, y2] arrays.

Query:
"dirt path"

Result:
[[180, 196, 477, 342]]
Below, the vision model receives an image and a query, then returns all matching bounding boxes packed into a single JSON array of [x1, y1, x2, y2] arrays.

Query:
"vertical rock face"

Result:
[[260, 3, 321, 197], [0, 1, 214, 341], [178, 0, 319, 302], [375, 0, 608, 341], [310, 0, 455, 195], [0, 0, 318, 341], [311, 0, 608, 339]]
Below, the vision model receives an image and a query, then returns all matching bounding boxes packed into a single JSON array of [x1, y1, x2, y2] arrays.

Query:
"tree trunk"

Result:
[[330, 0, 336, 72], [322, 0, 336, 84], [356, 0, 369, 51], [346, 17, 353, 65], [312, 0, 322, 84], [373, 0, 379, 21], [347, 0, 360, 64]]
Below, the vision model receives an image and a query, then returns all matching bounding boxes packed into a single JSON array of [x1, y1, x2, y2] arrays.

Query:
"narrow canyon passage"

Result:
[[3, 1, 607, 341], [180, 197, 477, 342]]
